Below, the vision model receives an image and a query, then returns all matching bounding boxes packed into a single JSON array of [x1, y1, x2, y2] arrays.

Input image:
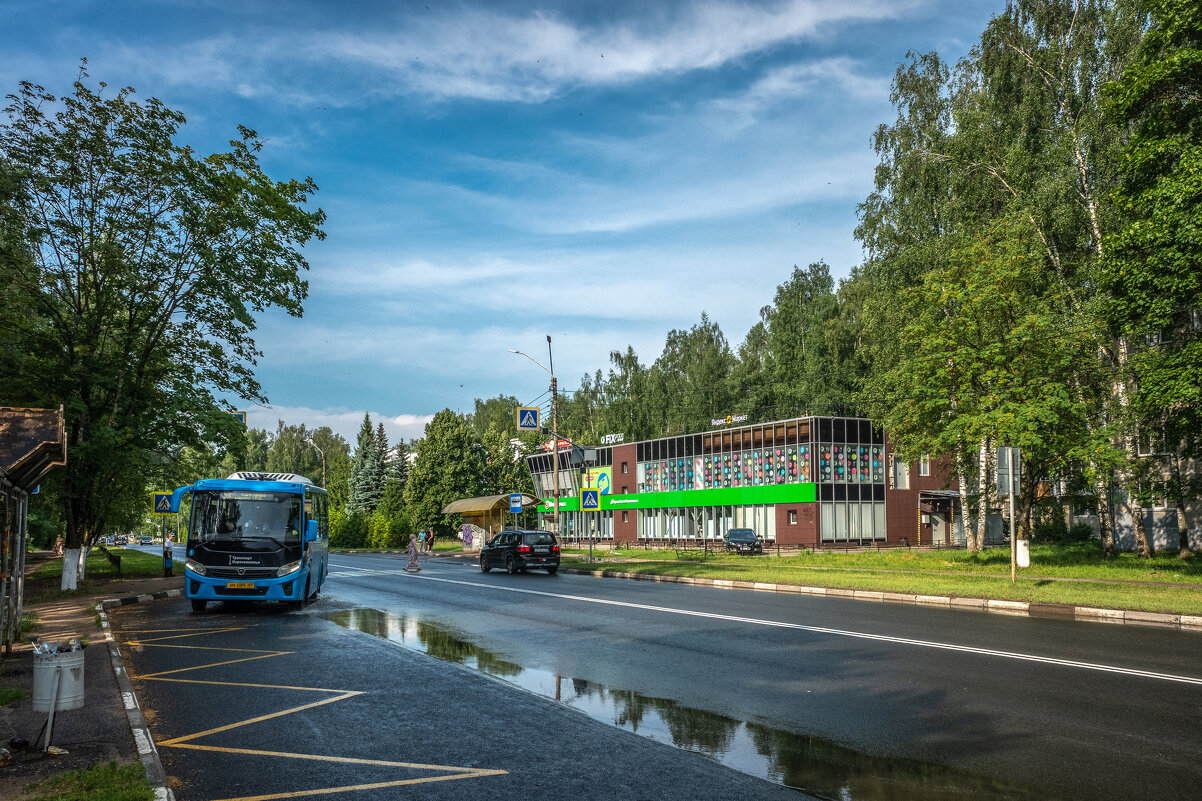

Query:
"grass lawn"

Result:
[[22, 761, 153, 801], [561, 543, 1202, 616], [23, 548, 167, 603]]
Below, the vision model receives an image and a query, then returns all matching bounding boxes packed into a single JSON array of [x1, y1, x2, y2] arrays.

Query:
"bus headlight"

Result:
[[185, 559, 206, 576], [277, 560, 302, 578]]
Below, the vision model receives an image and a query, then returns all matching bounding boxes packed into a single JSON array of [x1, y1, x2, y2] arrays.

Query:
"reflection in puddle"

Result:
[[328, 608, 1044, 800]]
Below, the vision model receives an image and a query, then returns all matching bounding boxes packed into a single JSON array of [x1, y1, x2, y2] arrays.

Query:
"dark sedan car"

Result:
[[723, 528, 763, 554], [480, 529, 560, 575]]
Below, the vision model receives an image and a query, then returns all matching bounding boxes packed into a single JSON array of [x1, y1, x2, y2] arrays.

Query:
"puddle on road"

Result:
[[328, 608, 1045, 800]]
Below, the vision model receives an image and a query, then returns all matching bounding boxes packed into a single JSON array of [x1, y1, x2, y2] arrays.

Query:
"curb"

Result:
[[561, 568, 1202, 631], [96, 589, 182, 801]]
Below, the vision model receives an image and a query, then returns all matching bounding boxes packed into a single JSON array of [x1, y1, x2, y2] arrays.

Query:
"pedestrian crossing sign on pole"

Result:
[[230, 411, 247, 426], [581, 489, 600, 511], [517, 407, 540, 431], [151, 492, 175, 516]]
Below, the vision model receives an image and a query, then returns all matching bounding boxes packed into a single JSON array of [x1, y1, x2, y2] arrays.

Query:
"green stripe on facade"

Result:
[[540, 482, 816, 513]]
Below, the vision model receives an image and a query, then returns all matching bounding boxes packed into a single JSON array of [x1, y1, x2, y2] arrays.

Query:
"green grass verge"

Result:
[[23, 761, 153, 801], [0, 686, 27, 706], [28, 548, 165, 582], [561, 543, 1202, 616]]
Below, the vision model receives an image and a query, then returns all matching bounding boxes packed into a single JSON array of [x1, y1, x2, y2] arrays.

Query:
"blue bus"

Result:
[[169, 472, 329, 613]]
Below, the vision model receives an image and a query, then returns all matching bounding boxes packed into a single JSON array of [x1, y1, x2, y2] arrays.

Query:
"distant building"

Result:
[[525, 416, 959, 547]]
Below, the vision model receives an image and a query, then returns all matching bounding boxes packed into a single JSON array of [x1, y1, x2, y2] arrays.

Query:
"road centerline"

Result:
[[331, 563, 1202, 686]]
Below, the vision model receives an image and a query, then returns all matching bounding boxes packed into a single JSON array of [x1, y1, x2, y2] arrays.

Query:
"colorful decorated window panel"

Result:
[[871, 446, 884, 482], [833, 444, 846, 481], [723, 454, 732, 487], [741, 450, 754, 484], [818, 445, 832, 481], [694, 457, 704, 490], [797, 444, 811, 482], [857, 446, 871, 482]]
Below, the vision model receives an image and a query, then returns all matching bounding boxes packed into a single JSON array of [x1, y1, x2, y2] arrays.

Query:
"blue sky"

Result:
[[1, 0, 1003, 445]]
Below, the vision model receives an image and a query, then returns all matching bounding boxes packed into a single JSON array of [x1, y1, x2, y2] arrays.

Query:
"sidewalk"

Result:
[[0, 571, 182, 800]]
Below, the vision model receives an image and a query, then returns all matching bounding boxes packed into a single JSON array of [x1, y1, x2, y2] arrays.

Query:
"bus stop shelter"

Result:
[[442, 493, 539, 538], [0, 407, 67, 657]]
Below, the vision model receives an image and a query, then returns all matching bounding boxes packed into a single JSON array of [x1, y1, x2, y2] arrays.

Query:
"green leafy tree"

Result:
[[647, 312, 737, 435], [403, 409, 486, 537], [0, 67, 324, 587], [468, 395, 521, 442], [1104, 0, 1202, 556]]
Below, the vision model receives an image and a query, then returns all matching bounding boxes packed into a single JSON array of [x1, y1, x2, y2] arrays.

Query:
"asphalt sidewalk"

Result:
[[0, 572, 182, 801]]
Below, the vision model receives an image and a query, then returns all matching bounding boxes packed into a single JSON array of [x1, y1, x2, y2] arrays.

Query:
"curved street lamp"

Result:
[[305, 438, 326, 488], [510, 335, 560, 532]]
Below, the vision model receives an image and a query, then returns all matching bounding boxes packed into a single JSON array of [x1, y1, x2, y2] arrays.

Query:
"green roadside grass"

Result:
[[559, 543, 1202, 616], [23, 761, 153, 801], [24, 548, 167, 604]]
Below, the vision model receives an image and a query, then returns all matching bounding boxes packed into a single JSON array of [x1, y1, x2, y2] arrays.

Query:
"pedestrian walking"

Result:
[[404, 534, 422, 572], [425, 530, 435, 554], [417, 529, 426, 554]]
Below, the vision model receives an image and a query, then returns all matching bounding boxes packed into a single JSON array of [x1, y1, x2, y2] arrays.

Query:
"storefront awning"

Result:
[[442, 493, 539, 515]]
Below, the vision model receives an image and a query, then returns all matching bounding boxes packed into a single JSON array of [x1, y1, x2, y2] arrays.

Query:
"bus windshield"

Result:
[[189, 490, 303, 546]]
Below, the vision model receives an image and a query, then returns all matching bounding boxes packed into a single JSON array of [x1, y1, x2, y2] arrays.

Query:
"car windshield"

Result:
[[189, 490, 302, 545], [728, 530, 756, 540], [523, 532, 556, 545]]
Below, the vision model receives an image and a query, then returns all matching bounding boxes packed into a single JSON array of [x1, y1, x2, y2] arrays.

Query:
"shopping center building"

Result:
[[524, 416, 961, 548]]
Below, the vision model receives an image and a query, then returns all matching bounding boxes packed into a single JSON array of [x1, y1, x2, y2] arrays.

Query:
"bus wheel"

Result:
[[191, 600, 206, 614]]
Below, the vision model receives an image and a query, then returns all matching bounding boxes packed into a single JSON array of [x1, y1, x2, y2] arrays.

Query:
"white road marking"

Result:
[[327, 559, 1202, 686]]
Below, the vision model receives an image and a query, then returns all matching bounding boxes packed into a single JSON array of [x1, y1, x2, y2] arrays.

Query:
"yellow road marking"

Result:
[[117, 623, 507, 797], [211, 768, 510, 801], [158, 691, 364, 745]]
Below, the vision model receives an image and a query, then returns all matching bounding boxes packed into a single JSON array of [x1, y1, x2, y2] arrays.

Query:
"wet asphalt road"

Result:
[[110, 551, 1202, 800], [110, 595, 803, 801]]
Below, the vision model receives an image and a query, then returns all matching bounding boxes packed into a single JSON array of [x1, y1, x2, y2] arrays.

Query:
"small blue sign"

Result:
[[151, 492, 175, 515], [517, 407, 540, 431], [509, 493, 523, 513], [581, 489, 600, 510]]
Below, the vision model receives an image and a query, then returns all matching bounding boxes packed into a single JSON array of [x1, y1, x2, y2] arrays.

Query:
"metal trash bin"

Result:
[[32, 649, 86, 712]]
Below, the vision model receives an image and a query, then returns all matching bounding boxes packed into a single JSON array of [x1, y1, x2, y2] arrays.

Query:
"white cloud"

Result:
[[308, 0, 911, 102], [244, 404, 434, 444]]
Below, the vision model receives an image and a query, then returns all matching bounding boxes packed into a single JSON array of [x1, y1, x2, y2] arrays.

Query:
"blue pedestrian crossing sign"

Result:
[[581, 489, 600, 511], [230, 411, 247, 426], [151, 492, 175, 516], [509, 493, 523, 513], [516, 407, 540, 431]]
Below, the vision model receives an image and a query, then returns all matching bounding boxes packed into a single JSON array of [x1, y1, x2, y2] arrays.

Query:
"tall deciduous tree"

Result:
[[0, 67, 324, 588], [403, 410, 486, 537], [647, 312, 737, 435], [1104, 0, 1202, 556]]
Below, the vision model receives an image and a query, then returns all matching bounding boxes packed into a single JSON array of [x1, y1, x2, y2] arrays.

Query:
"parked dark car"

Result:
[[723, 528, 763, 554], [114, 535, 128, 546], [480, 529, 560, 575]]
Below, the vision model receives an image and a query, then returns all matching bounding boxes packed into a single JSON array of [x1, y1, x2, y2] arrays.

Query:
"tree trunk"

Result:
[[956, 453, 974, 552], [976, 439, 992, 552], [60, 548, 80, 590], [1131, 497, 1153, 558], [78, 545, 91, 579], [1095, 474, 1114, 557], [1176, 504, 1190, 558]]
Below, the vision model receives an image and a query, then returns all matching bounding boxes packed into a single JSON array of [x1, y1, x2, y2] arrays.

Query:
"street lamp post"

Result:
[[510, 335, 559, 533], [306, 438, 326, 488]]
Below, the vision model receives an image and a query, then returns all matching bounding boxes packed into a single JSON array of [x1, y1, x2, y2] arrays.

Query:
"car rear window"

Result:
[[523, 532, 556, 545]]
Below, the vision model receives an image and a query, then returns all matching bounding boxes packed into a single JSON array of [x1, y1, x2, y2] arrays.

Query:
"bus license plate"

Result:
[[225, 581, 255, 589]]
